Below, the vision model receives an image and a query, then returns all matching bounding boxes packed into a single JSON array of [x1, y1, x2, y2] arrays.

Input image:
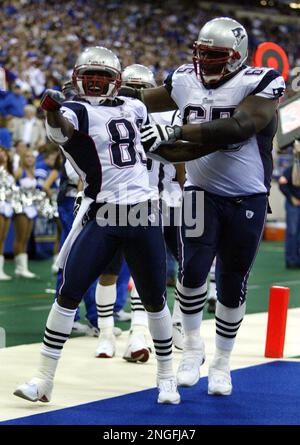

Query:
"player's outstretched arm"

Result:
[[119, 85, 178, 113], [40, 89, 75, 144], [180, 95, 278, 145], [147, 141, 218, 163]]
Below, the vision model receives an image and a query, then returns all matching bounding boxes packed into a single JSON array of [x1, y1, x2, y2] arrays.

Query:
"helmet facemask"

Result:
[[193, 42, 241, 86], [72, 65, 122, 104]]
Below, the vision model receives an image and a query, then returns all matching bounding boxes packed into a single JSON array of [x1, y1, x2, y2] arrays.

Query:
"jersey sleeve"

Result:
[[249, 69, 286, 99], [164, 70, 175, 95], [163, 64, 195, 105], [61, 104, 79, 130], [133, 99, 148, 125], [64, 159, 79, 184]]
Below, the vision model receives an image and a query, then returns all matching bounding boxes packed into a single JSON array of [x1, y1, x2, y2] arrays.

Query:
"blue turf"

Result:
[[2, 361, 300, 425]]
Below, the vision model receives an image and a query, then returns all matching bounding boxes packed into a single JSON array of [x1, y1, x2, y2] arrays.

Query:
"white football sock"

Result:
[[215, 301, 246, 352], [130, 284, 148, 328], [176, 280, 207, 333], [147, 304, 174, 378], [96, 283, 116, 330], [41, 300, 77, 361]]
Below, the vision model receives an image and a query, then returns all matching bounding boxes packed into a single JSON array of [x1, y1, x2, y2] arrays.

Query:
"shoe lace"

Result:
[[179, 350, 204, 371], [210, 368, 231, 384], [158, 378, 177, 393]]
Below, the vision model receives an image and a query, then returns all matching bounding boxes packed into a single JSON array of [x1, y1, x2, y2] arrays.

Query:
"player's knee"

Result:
[[57, 294, 80, 309], [99, 274, 118, 286]]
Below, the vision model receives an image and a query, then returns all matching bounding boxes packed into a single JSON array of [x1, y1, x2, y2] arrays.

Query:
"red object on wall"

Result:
[[253, 42, 289, 81]]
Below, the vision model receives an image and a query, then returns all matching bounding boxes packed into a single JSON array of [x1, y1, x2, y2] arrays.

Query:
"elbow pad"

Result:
[[202, 110, 256, 146], [45, 121, 69, 145]]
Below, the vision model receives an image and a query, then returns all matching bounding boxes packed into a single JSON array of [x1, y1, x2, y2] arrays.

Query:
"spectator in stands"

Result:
[[0, 82, 27, 119], [0, 127, 12, 150], [35, 146, 60, 196], [0, 146, 14, 280], [14, 150, 38, 278], [11, 140, 28, 172], [24, 57, 46, 99], [12, 104, 46, 150], [279, 140, 300, 269], [0, 0, 298, 105], [35, 144, 62, 271]]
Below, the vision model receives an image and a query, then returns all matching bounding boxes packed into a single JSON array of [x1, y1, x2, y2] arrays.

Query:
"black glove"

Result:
[[40, 89, 66, 111], [73, 192, 83, 217]]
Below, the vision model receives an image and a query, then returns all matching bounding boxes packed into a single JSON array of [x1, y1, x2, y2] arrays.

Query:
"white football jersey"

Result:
[[148, 110, 183, 207], [60, 97, 157, 204], [165, 65, 286, 196]]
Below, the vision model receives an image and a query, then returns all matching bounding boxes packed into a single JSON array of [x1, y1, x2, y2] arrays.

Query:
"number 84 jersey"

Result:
[[60, 97, 156, 204], [165, 64, 285, 197]]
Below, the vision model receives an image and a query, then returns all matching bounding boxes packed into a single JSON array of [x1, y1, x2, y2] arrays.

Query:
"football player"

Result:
[[95, 64, 185, 361], [14, 47, 180, 405], [121, 17, 285, 395]]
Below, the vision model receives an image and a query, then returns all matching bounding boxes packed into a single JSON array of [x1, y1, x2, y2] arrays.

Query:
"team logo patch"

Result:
[[232, 27, 246, 45], [246, 210, 254, 219]]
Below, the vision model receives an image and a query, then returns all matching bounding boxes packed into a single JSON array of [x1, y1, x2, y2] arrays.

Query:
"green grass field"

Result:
[[0, 241, 298, 348]]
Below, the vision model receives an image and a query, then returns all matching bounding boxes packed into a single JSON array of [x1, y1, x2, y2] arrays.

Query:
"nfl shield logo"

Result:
[[246, 210, 254, 219]]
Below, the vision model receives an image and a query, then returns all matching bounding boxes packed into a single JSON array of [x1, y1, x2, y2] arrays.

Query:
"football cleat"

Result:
[[72, 321, 89, 334], [113, 326, 122, 337], [172, 323, 184, 350], [113, 310, 131, 322], [123, 327, 151, 363], [157, 376, 181, 404], [176, 338, 205, 386], [86, 323, 122, 338], [13, 377, 53, 403], [208, 366, 232, 395], [95, 332, 116, 358]]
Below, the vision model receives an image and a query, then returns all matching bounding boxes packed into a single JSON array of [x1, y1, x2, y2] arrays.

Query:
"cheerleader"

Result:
[[14, 150, 38, 278], [0, 147, 14, 280]]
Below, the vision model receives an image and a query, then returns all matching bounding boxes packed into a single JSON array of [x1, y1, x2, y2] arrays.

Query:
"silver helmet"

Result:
[[193, 17, 248, 86], [122, 64, 157, 89], [72, 47, 122, 104]]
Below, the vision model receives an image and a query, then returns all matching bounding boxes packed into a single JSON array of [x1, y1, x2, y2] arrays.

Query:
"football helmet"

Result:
[[193, 17, 248, 86], [72, 46, 122, 104], [122, 64, 157, 90]]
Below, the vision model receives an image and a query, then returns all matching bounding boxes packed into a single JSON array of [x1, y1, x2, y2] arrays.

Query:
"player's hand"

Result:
[[140, 124, 182, 153], [118, 86, 141, 100], [40, 89, 66, 112], [291, 196, 300, 207], [73, 191, 83, 217]]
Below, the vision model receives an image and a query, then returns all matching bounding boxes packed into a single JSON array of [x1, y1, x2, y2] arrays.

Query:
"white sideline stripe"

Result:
[[0, 308, 299, 423], [28, 305, 52, 311], [274, 280, 300, 286]]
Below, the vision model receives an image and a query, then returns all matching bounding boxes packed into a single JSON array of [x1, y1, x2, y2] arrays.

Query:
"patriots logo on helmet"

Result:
[[232, 27, 246, 45]]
